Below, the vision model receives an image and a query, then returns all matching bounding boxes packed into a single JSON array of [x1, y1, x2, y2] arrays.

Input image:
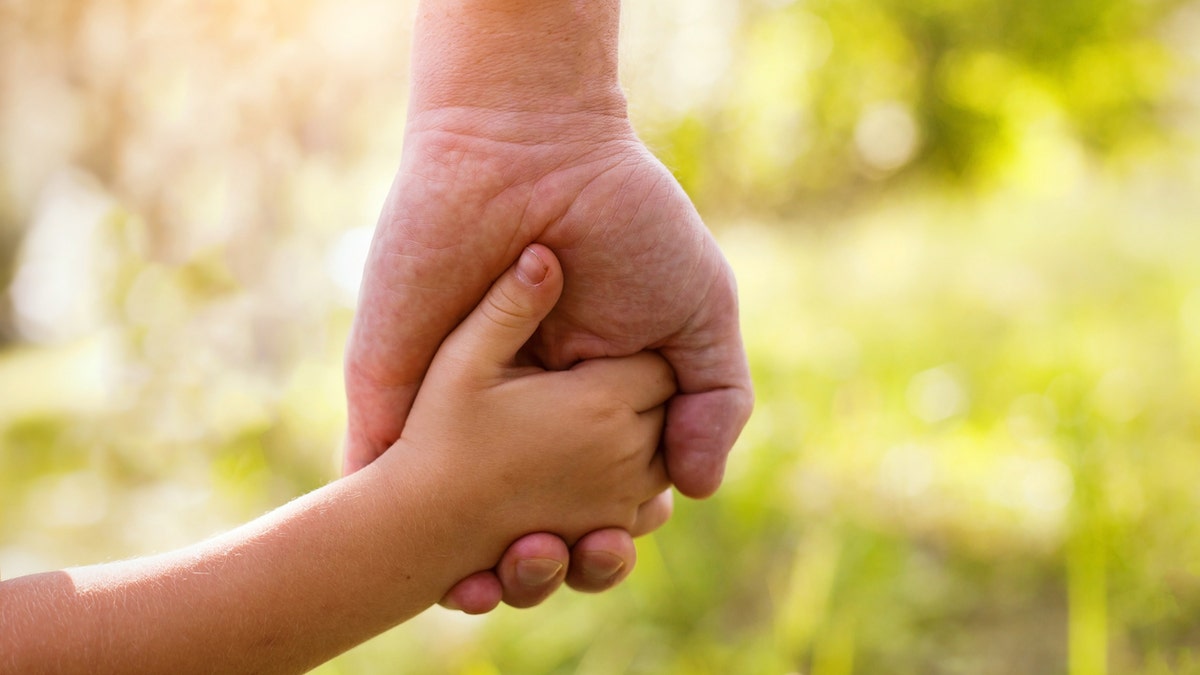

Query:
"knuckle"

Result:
[[481, 285, 530, 329]]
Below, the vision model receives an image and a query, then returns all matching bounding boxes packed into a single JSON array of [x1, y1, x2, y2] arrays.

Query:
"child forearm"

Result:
[[0, 245, 675, 674], [0, 459, 483, 675]]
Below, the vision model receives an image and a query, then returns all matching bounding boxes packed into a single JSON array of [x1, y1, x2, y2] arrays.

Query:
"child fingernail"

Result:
[[516, 558, 563, 586], [515, 247, 548, 285]]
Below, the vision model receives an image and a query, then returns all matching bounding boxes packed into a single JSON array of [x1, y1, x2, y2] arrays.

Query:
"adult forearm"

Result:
[[409, 0, 626, 118], [0, 463, 482, 675]]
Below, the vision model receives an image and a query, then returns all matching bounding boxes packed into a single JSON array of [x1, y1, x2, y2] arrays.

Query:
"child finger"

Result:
[[572, 351, 677, 412], [439, 244, 563, 374]]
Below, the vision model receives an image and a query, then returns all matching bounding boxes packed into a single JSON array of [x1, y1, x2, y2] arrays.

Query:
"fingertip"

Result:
[[566, 529, 637, 593], [519, 243, 561, 288], [664, 422, 728, 499], [340, 455, 365, 478], [443, 244, 563, 368], [496, 533, 570, 609], [666, 447, 726, 500], [341, 430, 384, 477], [630, 489, 674, 537], [440, 571, 504, 615], [664, 388, 751, 499], [515, 246, 549, 286]]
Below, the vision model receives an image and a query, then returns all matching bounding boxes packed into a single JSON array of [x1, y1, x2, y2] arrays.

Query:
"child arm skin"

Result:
[[0, 245, 674, 675]]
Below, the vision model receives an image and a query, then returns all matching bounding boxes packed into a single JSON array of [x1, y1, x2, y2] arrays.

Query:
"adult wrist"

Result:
[[408, 0, 627, 118]]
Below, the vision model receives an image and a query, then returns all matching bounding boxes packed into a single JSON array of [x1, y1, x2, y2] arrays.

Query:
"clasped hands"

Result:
[[343, 104, 753, 613]]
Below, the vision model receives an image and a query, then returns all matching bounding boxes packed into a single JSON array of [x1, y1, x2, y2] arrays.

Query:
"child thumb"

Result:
[[445, 245, 562, 370]]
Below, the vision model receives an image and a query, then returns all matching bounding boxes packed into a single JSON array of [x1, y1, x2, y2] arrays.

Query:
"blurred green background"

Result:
[[2, 0, 1199, 673]]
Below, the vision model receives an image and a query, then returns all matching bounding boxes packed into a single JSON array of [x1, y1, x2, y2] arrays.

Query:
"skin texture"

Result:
[[343, 0, 754, 613], [0, 247, 675, 675]]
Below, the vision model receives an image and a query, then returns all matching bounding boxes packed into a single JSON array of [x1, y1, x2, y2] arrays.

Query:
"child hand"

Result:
[[385, 244, 675, 551]]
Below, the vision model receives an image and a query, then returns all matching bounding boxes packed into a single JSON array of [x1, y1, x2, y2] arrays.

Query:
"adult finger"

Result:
[[629, 488, 674, 538], [564, 529, 637, 593], [660, 255, 754, 499], [494, 533, 571, 609], [563, 489, 673, 595], [438, 571, 502, 615], [439, 244, 563, 374], [663, 388, 753, 499]]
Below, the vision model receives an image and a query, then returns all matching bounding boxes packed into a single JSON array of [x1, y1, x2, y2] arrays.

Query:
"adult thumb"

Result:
[[441, 244, 562, 371]]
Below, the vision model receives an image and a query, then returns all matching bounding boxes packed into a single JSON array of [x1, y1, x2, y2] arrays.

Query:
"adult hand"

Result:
[[342, 0, 752, 613]]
